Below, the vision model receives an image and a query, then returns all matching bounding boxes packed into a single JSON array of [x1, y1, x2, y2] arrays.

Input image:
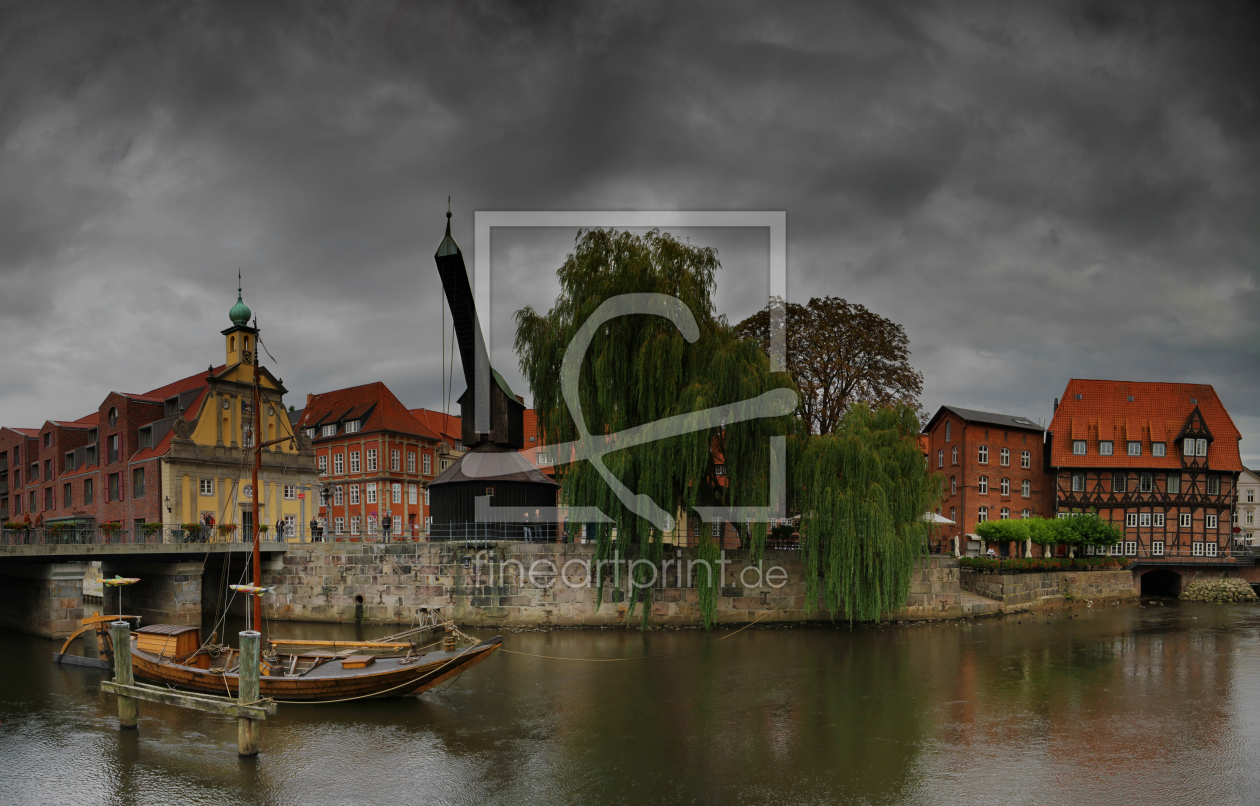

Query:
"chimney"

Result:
[[306, 393, 313, 408], [1053, 397, 1058, 412]]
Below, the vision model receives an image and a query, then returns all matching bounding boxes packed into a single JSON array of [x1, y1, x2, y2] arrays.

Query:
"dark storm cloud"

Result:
[[0, 0, 1257, 460]]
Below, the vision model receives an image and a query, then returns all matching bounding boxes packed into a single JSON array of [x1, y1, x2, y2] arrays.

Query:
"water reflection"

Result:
[[4, 604, 1260, 804]]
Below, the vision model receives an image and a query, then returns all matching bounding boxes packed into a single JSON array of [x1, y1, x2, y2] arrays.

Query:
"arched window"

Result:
[[1000, 508, 1010, 519], [978, 445, 989, 463], [950, 476, 957, 496], [230, 336, 236, 351], [1022, 479, 1031, 497], [978, 476, 989, 494], [1000, 478, 1010, 495], [978, 506, 988, 523]]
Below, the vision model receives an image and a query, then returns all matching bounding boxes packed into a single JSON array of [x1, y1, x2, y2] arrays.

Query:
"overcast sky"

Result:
[[1, 1, 1257, 463]]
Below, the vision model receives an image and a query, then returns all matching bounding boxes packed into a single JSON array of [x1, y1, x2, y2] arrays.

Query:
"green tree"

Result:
[[514, 229, 798, 627], [735, 296, 925, 433], [515, 229, 938, 627], [975, 519, 1031, 545]]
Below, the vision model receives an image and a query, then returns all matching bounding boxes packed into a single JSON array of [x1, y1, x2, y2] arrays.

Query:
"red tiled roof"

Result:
[[122, 394, 165, 404], [12, 428, 39, 437], [141, 367, 222, 400], [1048, 379, 1242, 471], [299, 383, 440, 441], [409, 408, 462, 444]]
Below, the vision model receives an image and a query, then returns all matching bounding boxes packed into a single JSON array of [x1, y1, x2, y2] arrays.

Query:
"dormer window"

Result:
[[306, 428, 317, 439], [165, 397, 181, 416], [1196, 439, 1207, 456], [1099, 441, 1113, 456], [321, 424, 337, 437], [1127, 441, 1141, 456], [139, 427, 153, 449], [344, 420, 360, 434], [1072, 441, 1086, 455], [1152, 442, 1166, 457]]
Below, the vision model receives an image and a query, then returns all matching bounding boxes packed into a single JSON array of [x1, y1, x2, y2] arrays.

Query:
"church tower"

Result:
[[223, 275, 258, 367]]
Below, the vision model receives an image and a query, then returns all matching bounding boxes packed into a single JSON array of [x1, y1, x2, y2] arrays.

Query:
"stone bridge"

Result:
[[0, 543, 289, 638]]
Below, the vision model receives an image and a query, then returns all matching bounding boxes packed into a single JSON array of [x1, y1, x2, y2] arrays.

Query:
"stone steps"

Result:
[[959, 589, 1002, 616]]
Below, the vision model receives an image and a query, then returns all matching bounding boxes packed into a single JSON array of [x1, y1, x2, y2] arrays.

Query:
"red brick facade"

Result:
[[923, 406, 1054, 555], [299, 383, 442, 539], [1047, 379, 1244, 561]]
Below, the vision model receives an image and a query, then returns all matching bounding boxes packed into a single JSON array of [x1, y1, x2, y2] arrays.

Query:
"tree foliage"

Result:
[[793, 405, 940, 622], [975, 519, 1031, 544], [514, 229, 798, 627], [515, 229, 938, 628], [1020, 513, 1122, 547], [735, 296, 925, 434]]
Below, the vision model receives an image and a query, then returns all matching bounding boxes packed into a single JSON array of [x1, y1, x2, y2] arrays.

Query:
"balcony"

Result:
[[1121, 545, 1253, 568]]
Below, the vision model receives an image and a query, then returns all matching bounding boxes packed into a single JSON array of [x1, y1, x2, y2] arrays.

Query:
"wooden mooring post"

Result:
[[110, 621, 138, 728], [237, 630, 261, 756], [100, 623, 276, 754]]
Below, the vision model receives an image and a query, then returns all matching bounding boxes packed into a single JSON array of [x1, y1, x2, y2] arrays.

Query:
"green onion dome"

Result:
[[229, 287, 251, 326]]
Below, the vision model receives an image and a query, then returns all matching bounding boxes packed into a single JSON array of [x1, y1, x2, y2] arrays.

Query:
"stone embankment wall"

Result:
[[960, 569, 1137, 608], [1179, 577, 1259, 603], [260, 543, 964, 627]]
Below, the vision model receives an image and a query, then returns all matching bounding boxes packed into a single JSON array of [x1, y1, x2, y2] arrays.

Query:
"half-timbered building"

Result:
[[1046, 379, 1244, 563]]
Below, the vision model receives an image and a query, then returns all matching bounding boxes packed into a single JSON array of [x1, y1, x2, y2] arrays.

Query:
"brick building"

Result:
[[409, 408, 468, 476], [0, 287, 318, 535], [1046, 379, 1244, 562], [922, 406, 1053, 557], [299, 383, 443, 539]]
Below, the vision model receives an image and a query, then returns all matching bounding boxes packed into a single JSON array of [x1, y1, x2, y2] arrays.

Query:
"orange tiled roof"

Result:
[[299, 382, 440, 441], [130, 387, 208, 463], [1048, 379, 1242, 471], [409, 408, 462, 444]]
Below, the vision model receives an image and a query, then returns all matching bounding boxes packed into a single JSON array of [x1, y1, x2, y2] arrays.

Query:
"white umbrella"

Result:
[[923, 512, 955, 524]]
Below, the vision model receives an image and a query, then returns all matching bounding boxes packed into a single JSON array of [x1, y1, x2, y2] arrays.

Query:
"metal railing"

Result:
[[0, 524, 433, 547], [426, 522, 560, 544]]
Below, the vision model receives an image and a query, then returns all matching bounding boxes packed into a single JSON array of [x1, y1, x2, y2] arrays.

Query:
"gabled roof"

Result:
[[11, 428, 39, 437], [924, 405, 1043, 434], [298, 382, 439, 441], [1047, 379, 1242, 470], [130, 387, 209, 464], [410, 408, 462, 445]]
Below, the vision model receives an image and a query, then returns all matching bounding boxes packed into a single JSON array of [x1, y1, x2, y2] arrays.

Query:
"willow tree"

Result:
[[515, 228, 937, 627], [515, 229, 798, 626], [793, 404, 940, 622]]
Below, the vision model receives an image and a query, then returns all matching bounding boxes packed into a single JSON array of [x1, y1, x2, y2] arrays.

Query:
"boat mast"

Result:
[[252, 331, 262, 630]]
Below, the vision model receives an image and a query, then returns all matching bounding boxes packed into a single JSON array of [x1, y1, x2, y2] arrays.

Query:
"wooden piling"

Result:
[[237, 630, 261, 756], [110, 621, 137, 729]]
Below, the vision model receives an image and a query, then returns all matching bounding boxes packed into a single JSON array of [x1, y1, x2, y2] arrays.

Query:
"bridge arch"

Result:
[[1141, 568, 1182, 597]]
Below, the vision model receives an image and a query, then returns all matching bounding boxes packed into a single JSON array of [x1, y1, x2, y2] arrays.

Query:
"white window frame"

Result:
[[1154, 513, 1165, 527], [1020, 450, 1030, 469], [1247, 510, 1254, 525], [1125, 541, 1137, 556], [1206, 542, 1218, 558], [350, 516, 360, 535], [333, 454, 344, 475], [1196, 438, 1207, 457], [1247, 490, 1255, 504], [1206, 476, 1220, 495], [392, 483, 401, 504], [1021, 479, 1031, 498], [1152, 541, 1164, 556], [1073, 441, 1086, 455], [322, 424, 337, 437], [1126, 513, 1138, 528], [978, 446, 989, 464], [1152, 442, 1166, 457], [284, 515, 295, 538], [407, 451, 416, 473], [950, 476, 957, 496], [423, 454, 432, 475], [282, 484, 295, 500], [1099, 441, 1114, 456], [951, 446, 958, 464], [1072, 473, 1084, 492], [1000, 478, 1010, 496], [1180, 512, 1192, 528], [1206, 514, 1218, 529], [391, 449, 400, 472], [1128, 441, 1141, 456], [366, 483, 377, 504], [1000, 508, 1010, 520], [350, 452, 360, 473], [424, 487, 430, 505], [1139, 513, 1151, 527], [408, 484, 417, 505], [1140, 474, 1153, 493], [1192, 542, 1205, 556], [1021, 509, 1030, 519], [345, 420, 360, 434], [306, 428, 317, 440], [333, 485, 344, 506], [334, 517, 344, 535], [1166, 474, 1180, 494], [349, 484, 360, 505], [977, 506, 988, 523], [978, 476, 988, 495], [1000, 448, 1009, 466], [938, 450, 944, 468], [366, 449, 377, 472], [317, 455, 327, 473], [945, 421, 950, 442], [200, 478, 214, 496]]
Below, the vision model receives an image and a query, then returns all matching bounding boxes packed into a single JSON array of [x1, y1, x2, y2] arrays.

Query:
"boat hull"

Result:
[[129, 637, 502, 702]]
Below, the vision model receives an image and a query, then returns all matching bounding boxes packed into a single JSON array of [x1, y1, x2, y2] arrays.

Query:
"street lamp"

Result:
[[164, 495, 171, 514]]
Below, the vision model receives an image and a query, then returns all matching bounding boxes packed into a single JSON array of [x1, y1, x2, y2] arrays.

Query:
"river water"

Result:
[[4, 602, 1260, 805]]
